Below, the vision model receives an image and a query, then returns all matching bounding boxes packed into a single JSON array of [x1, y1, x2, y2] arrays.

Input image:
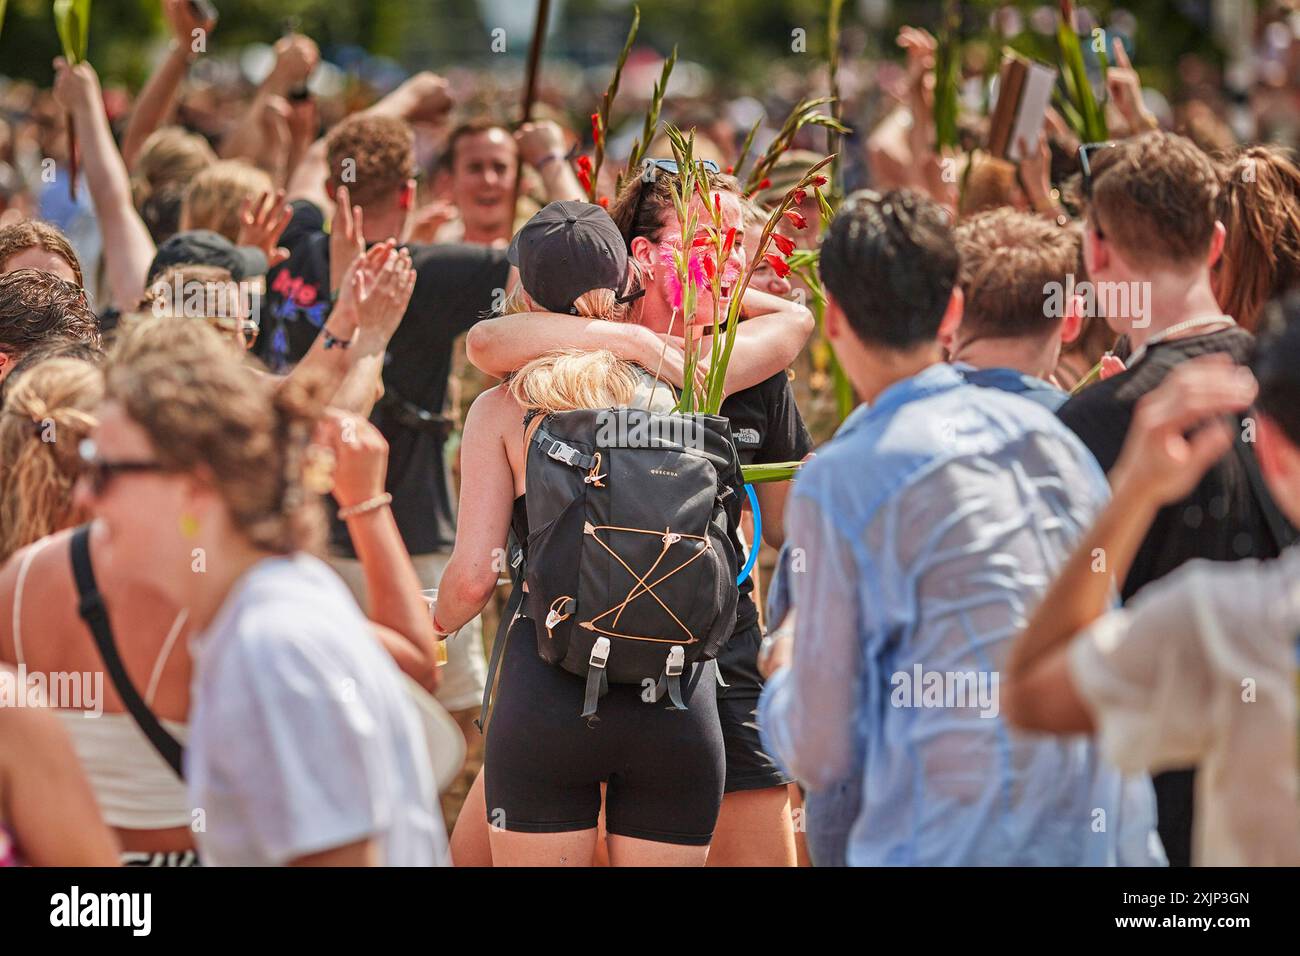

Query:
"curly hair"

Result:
[[0, 356, 102, 563], [955, 208, 1081, 342], [103, 317, 326, 556], [325, 115, 415, 208], [0, 269, 99, 370]]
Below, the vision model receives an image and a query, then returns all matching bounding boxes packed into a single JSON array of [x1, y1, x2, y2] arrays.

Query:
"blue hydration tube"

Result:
[[736, 482, 761, 585]]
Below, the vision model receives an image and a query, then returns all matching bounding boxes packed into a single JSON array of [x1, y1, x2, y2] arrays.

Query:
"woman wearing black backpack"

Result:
[[434, 201, 748, 865]]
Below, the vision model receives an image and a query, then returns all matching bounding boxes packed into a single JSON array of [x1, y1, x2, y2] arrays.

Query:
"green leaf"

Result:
[[741, 462, 804, 485], [53, 0, 91, 64]]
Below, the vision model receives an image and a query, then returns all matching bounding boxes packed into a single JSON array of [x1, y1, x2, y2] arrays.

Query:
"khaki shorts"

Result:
[[328, 550, 488, 714]]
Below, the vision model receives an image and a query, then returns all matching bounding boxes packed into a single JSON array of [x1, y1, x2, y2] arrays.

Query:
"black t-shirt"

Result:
[[259, 200, 332, 371], [1057, 326, 1282, 601], [262, 200, 511, 556], [720, 370, 815, 633]]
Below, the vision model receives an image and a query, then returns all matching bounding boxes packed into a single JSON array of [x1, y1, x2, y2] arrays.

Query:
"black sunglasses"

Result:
[[78, 439, 171, 496]]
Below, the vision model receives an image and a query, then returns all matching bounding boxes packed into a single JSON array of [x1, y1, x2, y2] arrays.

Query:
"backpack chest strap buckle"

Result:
[[665, 644, 685, 676]]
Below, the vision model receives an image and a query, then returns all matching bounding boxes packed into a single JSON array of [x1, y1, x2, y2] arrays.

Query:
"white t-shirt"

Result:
[[1068, 548, 1300, 866], [186, 554, 445, 866]]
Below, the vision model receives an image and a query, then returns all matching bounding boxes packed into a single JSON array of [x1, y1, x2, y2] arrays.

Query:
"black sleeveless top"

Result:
[[511, 495, 529, 558]]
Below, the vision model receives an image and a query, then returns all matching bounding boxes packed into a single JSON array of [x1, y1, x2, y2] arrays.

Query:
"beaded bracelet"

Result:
[[337, 492, 392, 520]]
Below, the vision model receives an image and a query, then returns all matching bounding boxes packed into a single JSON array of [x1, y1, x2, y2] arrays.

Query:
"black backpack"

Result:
[[478, 406, 742, 724]]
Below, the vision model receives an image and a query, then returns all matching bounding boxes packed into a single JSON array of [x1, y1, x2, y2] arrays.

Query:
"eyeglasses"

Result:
[[77, 439, 170, 496], [1078, 141, 1120, 200], [204, 314, 259, 350]]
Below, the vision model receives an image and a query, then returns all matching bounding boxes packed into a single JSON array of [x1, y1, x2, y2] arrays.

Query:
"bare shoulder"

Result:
[[465, 383, 525, 433]]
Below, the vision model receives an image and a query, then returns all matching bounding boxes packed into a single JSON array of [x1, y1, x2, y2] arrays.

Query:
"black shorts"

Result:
[[716, 624, 794, 793], [484, 617, 725, 847]]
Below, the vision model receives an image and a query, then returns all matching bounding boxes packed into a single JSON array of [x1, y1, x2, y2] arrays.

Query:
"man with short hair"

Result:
[[756, 189, 1161, 867], [0, 269, 99, 385], [1055, 131, 1292, 866], [950, 208, 1082, 410]]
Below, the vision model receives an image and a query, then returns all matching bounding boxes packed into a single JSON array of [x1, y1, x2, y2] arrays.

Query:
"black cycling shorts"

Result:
[[484, 616, 725, 846], [716, 624, 794, 793]]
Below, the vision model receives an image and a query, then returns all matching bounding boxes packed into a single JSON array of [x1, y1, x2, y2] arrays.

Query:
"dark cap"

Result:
[[507, 201, 632, 315], [146, 230, 268, 285]]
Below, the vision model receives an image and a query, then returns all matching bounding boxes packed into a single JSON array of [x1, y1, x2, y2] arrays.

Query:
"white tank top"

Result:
[[13, 537, 192, 830]]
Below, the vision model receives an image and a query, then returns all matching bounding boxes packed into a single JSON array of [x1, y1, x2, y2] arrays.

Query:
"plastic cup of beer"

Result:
[[420, 588, 451, 666]]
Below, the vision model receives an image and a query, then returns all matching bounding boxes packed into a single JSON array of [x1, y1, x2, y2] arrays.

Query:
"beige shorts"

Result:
[[327, 550, 488, 714]]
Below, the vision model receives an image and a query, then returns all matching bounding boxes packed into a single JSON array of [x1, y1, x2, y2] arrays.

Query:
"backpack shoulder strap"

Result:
[[70, 525, 186, 780], [474, 530, 526, 734]]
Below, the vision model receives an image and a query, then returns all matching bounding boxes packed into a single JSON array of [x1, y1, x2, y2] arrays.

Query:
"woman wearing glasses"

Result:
[[0, 314, 443, 865]]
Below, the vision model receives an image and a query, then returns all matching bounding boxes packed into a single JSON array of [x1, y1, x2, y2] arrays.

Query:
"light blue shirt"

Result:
[[952, 362, 1069, 411], [759, 363, 1163, 866]]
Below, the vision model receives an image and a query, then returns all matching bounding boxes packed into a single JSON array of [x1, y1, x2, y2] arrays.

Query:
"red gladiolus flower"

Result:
[[714, 192, 721, 218], [691, 235, 711, 248], [725, 165, 734, 175], [599, 197, 610, 209], [758, 177, 772, 191], [810, 176, 828, 187], [591, 112, 603, 147], [771, 232, 796, 256], [793, 188, 807, 205], [765, 253, 791, 278], [785, 209, 808, 230], [702, 256, 716, 280], [576, 155, 592, 171], [721, 227, 737, 259]]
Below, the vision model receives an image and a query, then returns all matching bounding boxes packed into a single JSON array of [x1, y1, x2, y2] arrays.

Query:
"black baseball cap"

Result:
[[146, 230, 268, 284], [507, 201, 641, 315]]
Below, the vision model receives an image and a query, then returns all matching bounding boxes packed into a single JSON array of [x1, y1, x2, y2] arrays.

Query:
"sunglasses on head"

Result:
[[1078, 141, 1120, 200], [641, 158, 722, 178], [78, 439, 171, 497]]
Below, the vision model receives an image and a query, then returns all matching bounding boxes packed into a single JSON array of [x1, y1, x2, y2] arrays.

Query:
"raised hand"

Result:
[[1112, 355, 1257, 506], [329, 184, 365, 296], [1106, 37, 1158, 134], [515, 121, 568, 168], [52, 57, 102, 118], [163, 0, 216, 54], [314, 408, 390, 510], [237, 189, 293, 269]]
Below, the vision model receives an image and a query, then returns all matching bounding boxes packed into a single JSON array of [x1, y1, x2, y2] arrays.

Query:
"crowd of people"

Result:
[[1, 1, 1299, 868]]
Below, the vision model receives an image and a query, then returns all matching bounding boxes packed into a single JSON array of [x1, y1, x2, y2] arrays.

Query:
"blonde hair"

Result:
[[181, 161, 274, 241], [103, 317, 324, 555], [132, 127, 217, 240], [0, 357, 102, 563], [507, 349, 640, 415]]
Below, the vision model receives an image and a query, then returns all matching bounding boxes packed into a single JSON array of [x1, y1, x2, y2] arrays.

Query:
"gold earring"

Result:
[[179, 513, 200, 538]]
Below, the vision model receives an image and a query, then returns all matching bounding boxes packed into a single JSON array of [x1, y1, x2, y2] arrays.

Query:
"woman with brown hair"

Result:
[[0, 219, 84, 286], [70, 317, 440, 865], [0, 312, 444, 865], [1215, 145, 1300, 331]]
